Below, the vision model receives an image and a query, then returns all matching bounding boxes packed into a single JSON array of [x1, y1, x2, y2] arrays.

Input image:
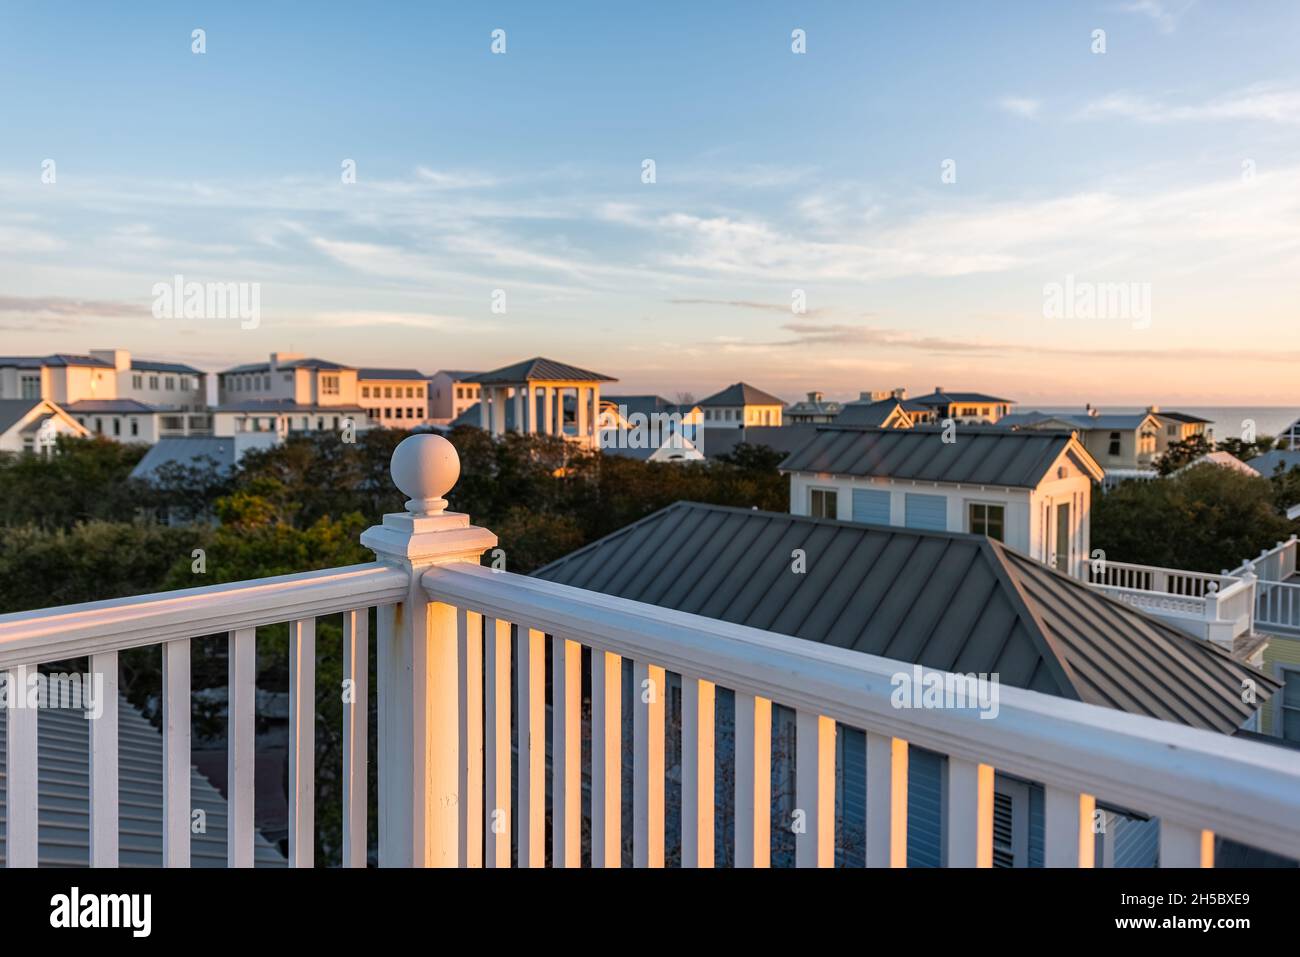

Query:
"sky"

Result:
[[2, 0, 1299, 405]]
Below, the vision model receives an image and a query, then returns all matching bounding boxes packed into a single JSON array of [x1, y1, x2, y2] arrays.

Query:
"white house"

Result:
[[698, 382, 785, 430], [357, 368, 432, 429], [427, 370, 483, 424], [0, 351, 210, 443], [213, 354, 374, 438], [781, 426, 1104, 579], [0, 399, 90, 454]]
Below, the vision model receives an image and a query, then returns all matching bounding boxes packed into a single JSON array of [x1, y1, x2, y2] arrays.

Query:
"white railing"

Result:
[[1086, 561, 1255, 645], [0, 563, 407, 867], [1227, 535, 1300, 633], [2, 434, 1300, 868]]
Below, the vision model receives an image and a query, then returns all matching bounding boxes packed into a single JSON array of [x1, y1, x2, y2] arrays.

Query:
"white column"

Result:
[[478, 390, 489, 431], [524, 385, 535, 435], [542, 386, 553, 435], [361, 433, 498, 866], [576, 385, 589, 445], [512, 386, 523, 433]]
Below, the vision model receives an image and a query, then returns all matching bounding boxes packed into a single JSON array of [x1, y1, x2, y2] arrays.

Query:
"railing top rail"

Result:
[[1096, 560, 1239, 582], [0, 562, 407, 668], [424, 562, 1300, 857]]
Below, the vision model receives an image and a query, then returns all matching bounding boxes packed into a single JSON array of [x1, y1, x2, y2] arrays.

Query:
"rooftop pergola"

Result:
[[470, 357, 616, 449]]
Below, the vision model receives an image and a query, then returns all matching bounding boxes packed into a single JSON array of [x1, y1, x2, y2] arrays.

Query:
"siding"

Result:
[[1261, 634, 1300, 738]]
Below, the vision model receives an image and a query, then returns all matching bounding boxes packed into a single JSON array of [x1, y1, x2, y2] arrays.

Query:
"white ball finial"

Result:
[[390, 433, 460, 516]]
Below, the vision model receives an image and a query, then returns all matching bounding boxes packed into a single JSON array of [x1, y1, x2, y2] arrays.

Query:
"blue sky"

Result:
[[3, 1, 1299, 403]]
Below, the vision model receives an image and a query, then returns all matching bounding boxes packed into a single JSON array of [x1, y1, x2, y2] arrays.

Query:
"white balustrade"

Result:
[[2, 434, 1299, 871]]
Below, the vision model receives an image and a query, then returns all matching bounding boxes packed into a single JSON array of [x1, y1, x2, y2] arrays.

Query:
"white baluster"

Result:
[[633, 661, 665, 867], [90, 651, 119, 868], [484, 616, 512, 868], [734, 692, 771, 867], [343, 610, 369, 868], [681, 676, 715, 867], [795, 711, 835, 867], [552, 636, 581, 867], [865, 732, 908, 868], [1044, 787, 1096, 867], [6, 664, 38, 867], [456, 608, 482, 868], [289, 618, 316, 867], [518, 626, 545, 867], [162, 639, 191, 867], [1160, 822, 1214, 867], [946, 758, 993, 867], [591, 650, 622, 868], [227, 628, 256, 867]]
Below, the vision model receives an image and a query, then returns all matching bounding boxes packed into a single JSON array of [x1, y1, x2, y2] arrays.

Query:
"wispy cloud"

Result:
[[996, 96, 1042, 119], [1114, 0, 1195, 34], [1080, 83, 1300, 125]]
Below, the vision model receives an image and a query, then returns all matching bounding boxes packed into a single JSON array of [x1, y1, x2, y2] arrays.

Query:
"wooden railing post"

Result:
[[361, 434, 497, 867]]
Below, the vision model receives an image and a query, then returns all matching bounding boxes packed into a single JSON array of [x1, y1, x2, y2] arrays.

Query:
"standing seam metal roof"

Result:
[[779, 426, 1092, 488], [533, 502, 1273, 733]]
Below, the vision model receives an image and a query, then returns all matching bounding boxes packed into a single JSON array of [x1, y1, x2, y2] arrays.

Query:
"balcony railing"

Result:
[[1085, 561, 1255, 646], [1229, 536, 1300, 635], [2, 434, 1299, 868]]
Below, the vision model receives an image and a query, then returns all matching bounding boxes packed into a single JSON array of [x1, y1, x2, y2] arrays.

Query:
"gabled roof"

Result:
[[130, 436, 236, 482], [357, 368, 429, 381], [1002, 410, 1158, 431], [1155, 411, 1213, 424], [835, 397, 913, 428], [785, 397, 843, 416], [534, 502, 1275, 733], [1247, 449, 1300, 476], [0, 399, 47, 434], [908, 389, 1015, 408], [0, 354, 114, 369], [698, 382, 785, 407], [780, 426, 1104, 487], [470, 357, 616, 384], [131, 359, 204, 375]]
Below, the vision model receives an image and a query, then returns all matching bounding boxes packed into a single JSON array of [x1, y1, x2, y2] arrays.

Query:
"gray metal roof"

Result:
[[131, 359, 204, 375], [357, 368, 429, 381], [0, 694, 285, 866], [431, 370, 482, 381], [470, 357, 616, 384], [220, 358, 353, 375], [0, 399, 44, 434], [0, 354, 114, 369], [835, 398, 911, 427], [907, 389, 1015, 407], [1002, 410, 1155, 431], [780, 426, 1097, 488], [1248, 450, 1300, 475], [703, 424, 822, 460], [130, 437, 236, 482], [698, 382, 785, 407], [65, 399, 170, 414], [534, 502, 1274, 733]]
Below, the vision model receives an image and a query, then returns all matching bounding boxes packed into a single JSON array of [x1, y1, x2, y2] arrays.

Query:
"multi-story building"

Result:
[[1151, 408, 1213, 453], [213, 354, 372, 438], [784, 391, 842, 424], [428, 370, 483, 424], [900, 387, 1015, 425], [357, 368, 432, 429], [698, 382, 785, 429], [0, 350, 210, 443]]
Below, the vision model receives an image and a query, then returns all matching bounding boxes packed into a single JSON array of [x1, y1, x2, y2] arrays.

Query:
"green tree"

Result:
[[1156, 433, 1214, 476]]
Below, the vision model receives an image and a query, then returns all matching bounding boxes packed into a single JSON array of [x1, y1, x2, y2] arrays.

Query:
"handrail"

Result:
[[423, 562, 1300, 857], [0, 562, 408, 668]]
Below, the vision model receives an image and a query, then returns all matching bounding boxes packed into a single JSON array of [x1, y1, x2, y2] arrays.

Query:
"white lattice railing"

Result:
[[1086, 561, 1255, 645], [2, 434, 1299, 868]]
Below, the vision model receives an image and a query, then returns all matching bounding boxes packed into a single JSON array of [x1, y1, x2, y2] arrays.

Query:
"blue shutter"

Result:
[[851, 489, 891, 526], [907, 748, 945, 867], [904, 493, 948, 531]]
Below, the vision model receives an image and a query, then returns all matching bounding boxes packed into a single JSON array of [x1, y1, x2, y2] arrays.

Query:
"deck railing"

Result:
[[2, 434, 1300, 867], [1227, 536, 1300, 634], [1085, 561, 1255, 645]]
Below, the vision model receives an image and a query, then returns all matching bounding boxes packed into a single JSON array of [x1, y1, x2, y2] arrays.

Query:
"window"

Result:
[[405, 386, 414, 398], [112, 418, 121, 436], [362, 386, 370, 398], [165, 376, 175, 390], [1054, 502, 1070, 571], [321, 375, 340, 396], [149, 375, 159, 390], [1167, 424, 1177, 437], [416, 386, 424, 398], [809, 488, 838, 519], [384, 386, 393, 398], [968, 502, 1005, 542], [130, 419, 139, 436], [456, 386, 464, 399], [20, 374, 40, 399], [132, 374, 143, 390], [94, 418, 103, 434], [1108, 432, 1121, 457], [263, 375, 270, 390]]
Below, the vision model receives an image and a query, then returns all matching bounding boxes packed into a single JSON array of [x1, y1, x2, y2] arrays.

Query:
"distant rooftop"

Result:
[[0, 354, 114, 369], [470, 357, 616, 384], [357, 368, 429, 381], [131, 359, 205, 375], [698, 382, 785, 407]]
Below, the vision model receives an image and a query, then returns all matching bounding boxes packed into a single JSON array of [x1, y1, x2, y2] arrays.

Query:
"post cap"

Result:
[[391, 433, 460, 516]]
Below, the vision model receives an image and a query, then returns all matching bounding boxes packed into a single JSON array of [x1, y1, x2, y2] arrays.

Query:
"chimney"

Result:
[[808, 391, 823, 403], [893, 387, 906, 400], [934, 386, 944, 394], [1147, 404, 1160, 414], [90, 349, 130, 372], [269, 352, 303, 372]]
